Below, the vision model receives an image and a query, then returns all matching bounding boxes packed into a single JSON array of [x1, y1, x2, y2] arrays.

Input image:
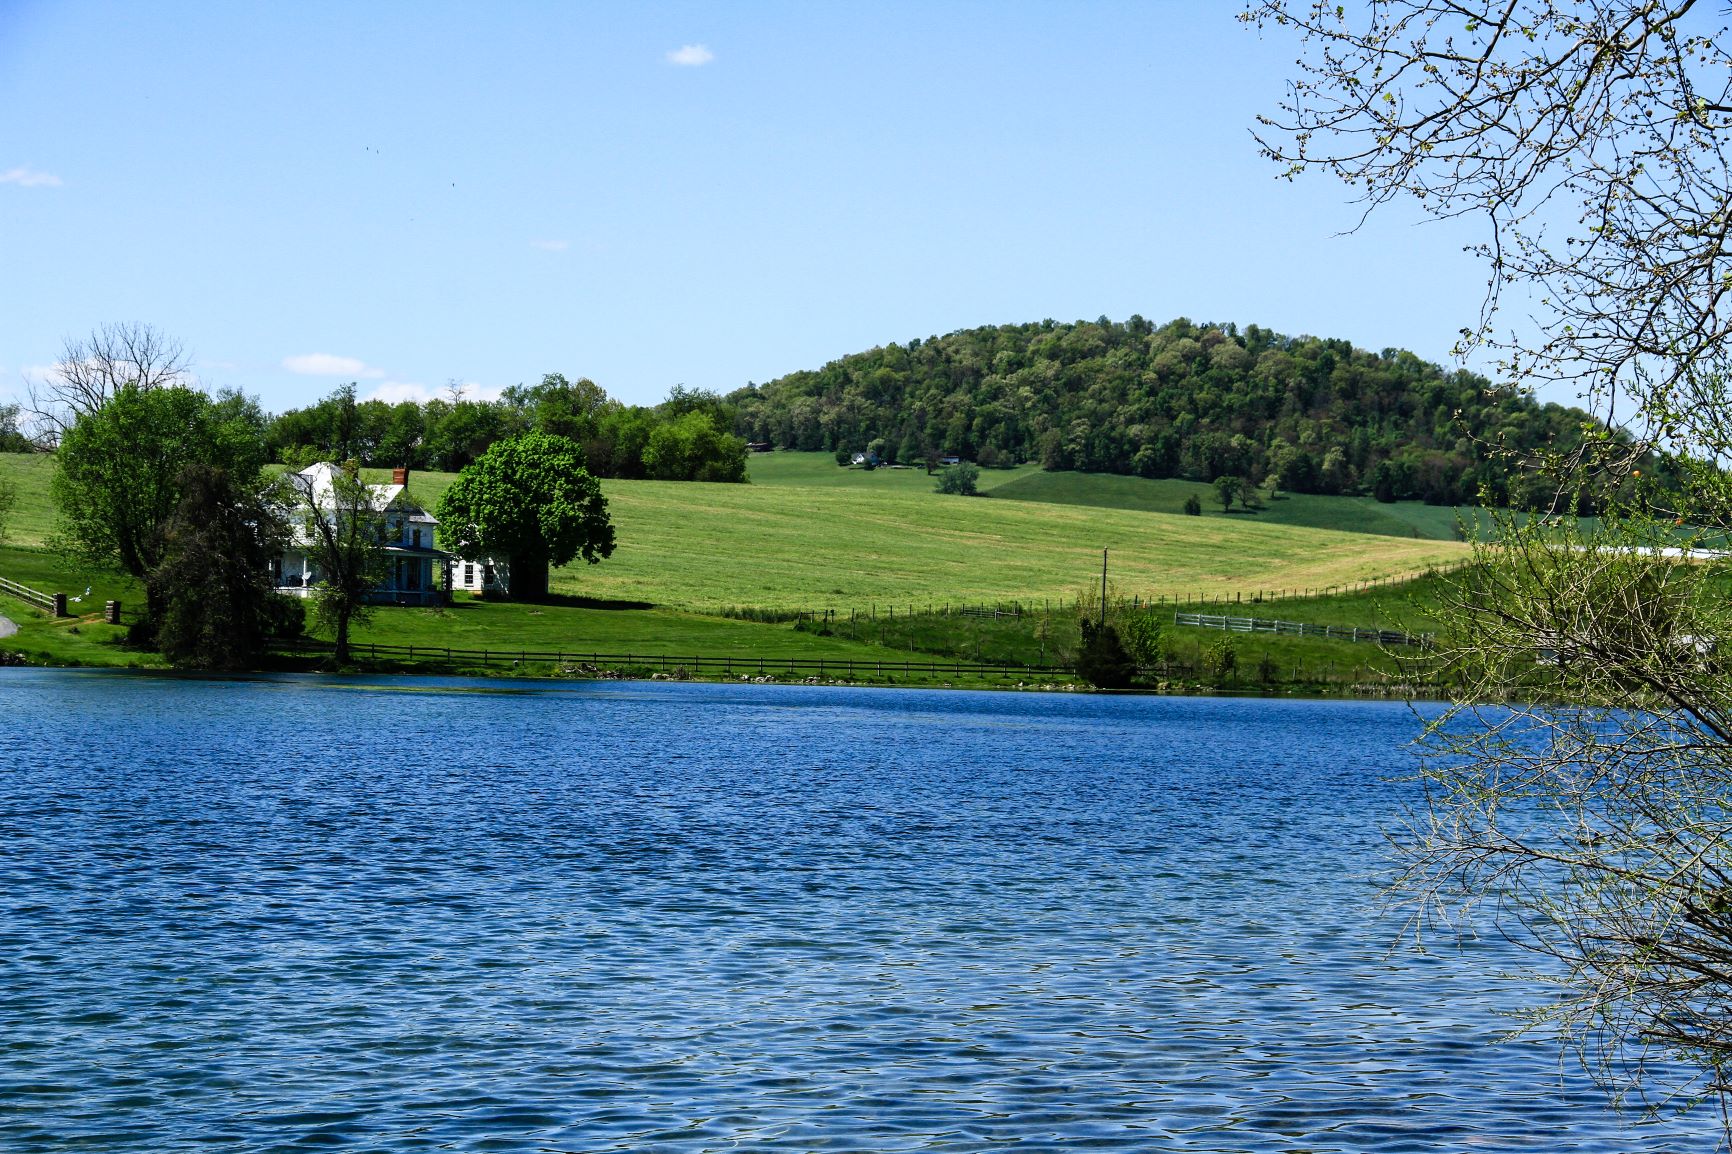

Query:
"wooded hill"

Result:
[[727, 316, 1608, 508]]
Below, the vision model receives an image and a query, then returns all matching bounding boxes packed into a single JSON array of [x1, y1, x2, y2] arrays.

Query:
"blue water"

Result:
[[0, 670, 1719, 1152]]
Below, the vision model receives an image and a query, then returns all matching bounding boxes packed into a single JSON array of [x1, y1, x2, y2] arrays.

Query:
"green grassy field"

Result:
[[362, 462, 1467, 610], [0, 544, 156, 667], [1, 451, 1470, 611], [344, 594, 991, 662], [0, 449, 1467, 686], [982, 469, 1472, 539], [0, 534, 1445, 690], [745, 451, 1483, 539], [743, 451, 1045, 491], [0, 452, 56, 548]]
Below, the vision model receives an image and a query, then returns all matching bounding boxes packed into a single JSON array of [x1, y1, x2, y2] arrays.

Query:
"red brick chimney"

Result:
[[392, 467, 410, 486]]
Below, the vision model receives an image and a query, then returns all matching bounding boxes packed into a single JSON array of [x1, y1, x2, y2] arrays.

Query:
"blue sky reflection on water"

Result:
[[0, 670, 1718, 1152]]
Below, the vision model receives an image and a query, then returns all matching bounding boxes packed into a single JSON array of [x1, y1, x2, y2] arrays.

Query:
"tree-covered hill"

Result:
[[727, 316, 1607, 508]]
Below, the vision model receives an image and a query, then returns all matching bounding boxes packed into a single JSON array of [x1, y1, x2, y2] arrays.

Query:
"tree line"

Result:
[[264, 376, 748, 483], [727, 316, 1621, 509], [25, 325, 618, 670]]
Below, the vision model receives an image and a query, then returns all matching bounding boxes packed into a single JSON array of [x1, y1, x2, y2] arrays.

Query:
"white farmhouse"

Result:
[[273, 464, 449, 606]]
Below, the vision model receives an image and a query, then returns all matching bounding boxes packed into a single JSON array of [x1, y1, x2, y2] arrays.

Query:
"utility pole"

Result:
[[1100, 548, 1109, 628]]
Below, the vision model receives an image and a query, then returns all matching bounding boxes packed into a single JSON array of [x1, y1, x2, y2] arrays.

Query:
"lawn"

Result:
[[368, 464, 1466, 610], [564, 479, 1465, 610], [342, 594, 1005, 663], [0, 447, 1475, 682], [0, 523, 1454, 690], [743, 450, 1045, 491], [981, 468, 1472, 539], [0, 545, 157, 667], [1, 450, 1470, 620], [0, 452, 57, 548]]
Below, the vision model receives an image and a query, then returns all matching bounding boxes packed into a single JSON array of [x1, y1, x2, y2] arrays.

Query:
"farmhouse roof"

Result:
[[292, 462, 439, 523]]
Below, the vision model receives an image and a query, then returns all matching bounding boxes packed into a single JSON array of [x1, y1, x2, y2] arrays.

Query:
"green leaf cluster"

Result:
[[53, 384, 268, 590], [436, 432, 616, 599], [266, 376, 748, 483], [726, 316, 1617, 508]]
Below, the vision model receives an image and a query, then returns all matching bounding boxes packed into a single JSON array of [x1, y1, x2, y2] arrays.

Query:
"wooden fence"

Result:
[[1173, 611, 1431, 648], [0, 574, 57, 615], [274, 637, 1067, 679]]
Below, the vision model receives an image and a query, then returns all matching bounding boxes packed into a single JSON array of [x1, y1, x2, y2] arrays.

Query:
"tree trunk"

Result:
[[508, 554, 550, 600], [334, 606, 351, 665]]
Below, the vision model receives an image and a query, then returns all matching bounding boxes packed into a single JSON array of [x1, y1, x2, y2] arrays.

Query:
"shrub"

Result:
[[266, 593, 306, 639], [1118, 611, 1162, 666], [1077, 619, 1136, 688], [1183, 494, 1202, 516], [936, 460, 981, 495], [1205, 637, 1238, 683]]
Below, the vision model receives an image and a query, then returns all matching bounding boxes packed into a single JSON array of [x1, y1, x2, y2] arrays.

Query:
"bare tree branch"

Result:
[[24, 322, 193, 448]]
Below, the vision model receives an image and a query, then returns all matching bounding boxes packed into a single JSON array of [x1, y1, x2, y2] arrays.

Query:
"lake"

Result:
[[0, 670, 1719, 1151]]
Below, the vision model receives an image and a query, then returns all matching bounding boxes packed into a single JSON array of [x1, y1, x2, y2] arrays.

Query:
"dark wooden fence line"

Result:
[[272, 638, 1067, 678], [1173, 611, 1432, 648]]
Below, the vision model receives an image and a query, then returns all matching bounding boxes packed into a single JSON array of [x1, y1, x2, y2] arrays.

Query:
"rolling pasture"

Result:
[[0, 450, 1467, 612], [374, 455, 1468, 611]]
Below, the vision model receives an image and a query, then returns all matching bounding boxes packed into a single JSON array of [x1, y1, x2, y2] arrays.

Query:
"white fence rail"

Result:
[[0, 574, 55, 614], [1173, 611, 1431, 648]]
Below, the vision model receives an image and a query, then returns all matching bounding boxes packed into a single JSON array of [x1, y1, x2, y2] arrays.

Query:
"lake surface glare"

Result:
[[0, 670, 1720, 1151]]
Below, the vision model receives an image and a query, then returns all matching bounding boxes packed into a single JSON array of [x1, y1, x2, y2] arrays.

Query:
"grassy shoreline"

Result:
[[0, 540, 1449, 696], [0, 448, 1463, 693]]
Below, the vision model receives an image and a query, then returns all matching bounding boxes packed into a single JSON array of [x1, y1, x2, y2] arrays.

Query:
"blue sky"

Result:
[[1, 2, 1494, 415]]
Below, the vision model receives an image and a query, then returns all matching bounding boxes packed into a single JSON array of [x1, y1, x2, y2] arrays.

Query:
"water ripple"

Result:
[[0, 670, 1719, 1151]]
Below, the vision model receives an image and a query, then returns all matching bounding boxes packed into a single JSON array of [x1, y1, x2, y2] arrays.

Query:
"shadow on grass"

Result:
[[442, 593, 657, 612]]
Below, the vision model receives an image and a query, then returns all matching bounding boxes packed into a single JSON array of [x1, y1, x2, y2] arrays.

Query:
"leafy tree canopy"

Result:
[[643, 410, 748, 482], [436, 432, 616, 599], [53, 384, 268, 609], [266, 378, 748, 483], [935, 460, 980, 495], [149, 464, 292, 670], [726, 316, 1620, 509]]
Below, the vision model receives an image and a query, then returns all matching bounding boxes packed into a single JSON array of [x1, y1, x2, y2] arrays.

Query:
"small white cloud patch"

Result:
[[283, 353, 387, 379], [0, 167, 62, 188], [366, 381, 436, 405], [365, 380, 506, 405], [666, 44, 714, 66], [531, 239, 570, 252]]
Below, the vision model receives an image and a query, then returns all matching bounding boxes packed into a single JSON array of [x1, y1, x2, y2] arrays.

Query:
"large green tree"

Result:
[[436, 432, 615, 600], [53, 383, 269, 622], [149, 464, 293, 670], [641, 410, 748, 482]]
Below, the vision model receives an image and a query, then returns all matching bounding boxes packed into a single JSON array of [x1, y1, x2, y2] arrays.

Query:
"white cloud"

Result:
[[365, 380, 435, 405], [0, 167, 62, 188], [363, 380, 507, 405], [283, 353, 387, 379], [666, 44, 714, 66], [531, 239, 569, 252]]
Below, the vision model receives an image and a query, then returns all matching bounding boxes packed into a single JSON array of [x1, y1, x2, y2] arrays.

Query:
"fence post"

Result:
[[52, 593, 68, 617]]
